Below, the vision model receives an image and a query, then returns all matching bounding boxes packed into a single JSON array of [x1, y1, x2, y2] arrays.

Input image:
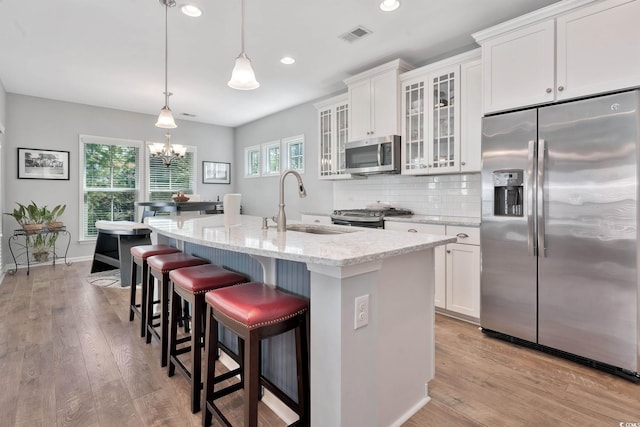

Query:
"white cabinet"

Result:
[[385, 221, 480, 320], [444, 226, 480, 319], [314, 94, 351, 180], [460, 60, 482, 173], [400, 49, 481, 175], [301, 214, 331, 225], [476, 0, 640, 114], [344, 59, 413, 142]]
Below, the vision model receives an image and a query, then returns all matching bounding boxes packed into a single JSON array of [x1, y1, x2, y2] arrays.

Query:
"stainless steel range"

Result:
[[330, 207, 413, 228]]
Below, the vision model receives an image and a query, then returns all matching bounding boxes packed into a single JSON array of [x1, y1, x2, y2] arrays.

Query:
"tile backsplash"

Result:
[[333, 173, 481, 218]]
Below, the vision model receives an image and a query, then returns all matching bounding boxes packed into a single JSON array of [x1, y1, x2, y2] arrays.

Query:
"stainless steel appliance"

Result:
[[331, 207, 412, 228], [481, 90, 640, 381], [344, 135, 401, 175]]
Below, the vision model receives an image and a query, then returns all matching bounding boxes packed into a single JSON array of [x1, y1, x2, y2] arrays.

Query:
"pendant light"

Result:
[[155, 0, 177, 128], [228, 0, 260, 90]]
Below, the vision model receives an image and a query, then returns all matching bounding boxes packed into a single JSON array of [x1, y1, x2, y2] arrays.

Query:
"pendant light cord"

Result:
[[164, 1, 169, 104], [240, 0, 245, 54]]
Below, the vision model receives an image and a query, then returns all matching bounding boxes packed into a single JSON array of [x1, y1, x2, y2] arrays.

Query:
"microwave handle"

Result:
[[377, 144, 382, 166]]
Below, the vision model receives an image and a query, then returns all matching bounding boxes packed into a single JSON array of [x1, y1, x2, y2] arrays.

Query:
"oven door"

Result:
[[331, 217, 383, 229]]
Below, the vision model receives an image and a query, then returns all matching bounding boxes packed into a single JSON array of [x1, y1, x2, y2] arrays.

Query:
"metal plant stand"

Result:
[[8, 226, 72, 275]]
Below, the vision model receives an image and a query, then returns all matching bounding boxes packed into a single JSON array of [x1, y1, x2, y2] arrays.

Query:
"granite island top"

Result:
[[146, 214, 455, 267]]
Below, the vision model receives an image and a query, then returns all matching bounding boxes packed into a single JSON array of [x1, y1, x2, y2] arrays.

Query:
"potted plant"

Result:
[[5, 201, 67, 262], [44, 204, 66, 230]]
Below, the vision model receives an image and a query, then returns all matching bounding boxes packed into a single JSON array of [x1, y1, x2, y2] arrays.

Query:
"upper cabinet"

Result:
[[344, 59, 414, 142], [400, 50, 481, 175], [314, 94, 352, 180], [475, 0, 640, 114]]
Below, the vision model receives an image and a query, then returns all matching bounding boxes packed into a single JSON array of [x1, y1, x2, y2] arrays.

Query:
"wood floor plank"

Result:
[[2, 262, 639, 426]]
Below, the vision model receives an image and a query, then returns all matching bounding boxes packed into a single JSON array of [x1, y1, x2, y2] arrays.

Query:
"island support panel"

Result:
[[307, 249, 435, 427]]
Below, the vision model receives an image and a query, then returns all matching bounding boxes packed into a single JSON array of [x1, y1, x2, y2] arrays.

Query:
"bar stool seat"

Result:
[[203, 282, 310, 427], [129, 244, 180, 337], [146, 252, 208, 367], [168, 264, 247, 413]]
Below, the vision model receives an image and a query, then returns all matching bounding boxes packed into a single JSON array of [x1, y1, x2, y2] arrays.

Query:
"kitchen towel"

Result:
[[223, 193, 241, 227]]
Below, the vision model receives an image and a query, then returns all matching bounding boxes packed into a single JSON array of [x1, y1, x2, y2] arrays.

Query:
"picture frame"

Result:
[[203, 161, 231, 184], [17, 147, 70, 180]]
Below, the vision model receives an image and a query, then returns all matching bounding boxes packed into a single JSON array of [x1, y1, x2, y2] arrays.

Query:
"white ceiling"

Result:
[[0, 0, 559, 128]]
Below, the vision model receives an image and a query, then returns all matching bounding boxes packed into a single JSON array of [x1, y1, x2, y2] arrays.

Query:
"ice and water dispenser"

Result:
[[492, 170, 524, 217]]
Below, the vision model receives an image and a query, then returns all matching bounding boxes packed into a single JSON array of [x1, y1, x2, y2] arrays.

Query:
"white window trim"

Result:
[[244, 144, 261, 178], [78, 134, 144, 242], [145, 141, 198, 200], [261, 140, 281, 176], [282, 134, 305, 174]]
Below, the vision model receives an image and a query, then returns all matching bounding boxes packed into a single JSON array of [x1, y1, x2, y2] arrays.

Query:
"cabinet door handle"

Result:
[[456, 233, 469, 238], [446, 249, 451, 254], [546, 88, 553, 94], [461, 161, 466, 166], [408, 228, 418, 233], [314, 219, 320, 223], [558, 86, 565, 92]]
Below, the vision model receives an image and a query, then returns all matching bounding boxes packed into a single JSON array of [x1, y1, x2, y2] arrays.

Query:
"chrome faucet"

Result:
[[273, 169, 307, 232]]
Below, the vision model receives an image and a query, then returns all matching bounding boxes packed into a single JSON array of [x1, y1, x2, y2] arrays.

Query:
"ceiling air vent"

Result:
[[339, 26, 372, 43]]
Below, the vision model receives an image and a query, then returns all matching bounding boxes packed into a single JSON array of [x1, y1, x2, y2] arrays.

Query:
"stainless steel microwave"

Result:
[[344, 135, 401, 175]]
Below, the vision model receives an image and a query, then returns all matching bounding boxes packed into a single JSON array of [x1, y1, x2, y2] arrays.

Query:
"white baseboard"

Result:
[[389, 394, 431, 427], [217, 351, 299, 424]]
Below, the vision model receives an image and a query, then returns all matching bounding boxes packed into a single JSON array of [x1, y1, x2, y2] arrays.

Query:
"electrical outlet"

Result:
[[354, 294, 369, 330]]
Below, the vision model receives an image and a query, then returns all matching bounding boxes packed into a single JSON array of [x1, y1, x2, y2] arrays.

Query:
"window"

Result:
[[245, 145, 261, 178], [282, 134, 305, 173], [262, 141, 280, 176], [80, 135, 141, 240], [147, 144, 197, 201]]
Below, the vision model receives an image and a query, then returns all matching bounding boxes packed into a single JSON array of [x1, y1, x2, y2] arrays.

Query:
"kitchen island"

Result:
[[145, 214, 455, 427]]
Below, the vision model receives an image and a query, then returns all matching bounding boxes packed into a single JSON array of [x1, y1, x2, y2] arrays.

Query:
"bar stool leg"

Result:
[[190, 294, 204, 413], [168, 283, 180, 378], [129, 259, 137, 322], [202, 306, 217, 427], [245, 331, 260, 427]]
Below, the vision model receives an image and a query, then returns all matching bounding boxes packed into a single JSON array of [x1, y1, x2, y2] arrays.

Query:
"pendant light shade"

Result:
[[156, 103, 177, 128], [228, 0, 259, 90], [156, 0, 178, 129], [229, 53, 260, 90]]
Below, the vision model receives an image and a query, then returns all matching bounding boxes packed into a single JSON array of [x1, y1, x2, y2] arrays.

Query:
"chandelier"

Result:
[[150, 132, 187, 167]]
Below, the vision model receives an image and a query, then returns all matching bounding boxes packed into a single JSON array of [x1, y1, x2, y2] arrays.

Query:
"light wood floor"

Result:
[[1, 261, 639, 426]]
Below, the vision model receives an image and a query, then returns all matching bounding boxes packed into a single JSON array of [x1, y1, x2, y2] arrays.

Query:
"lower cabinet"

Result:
[[385, 221, 480, 321]]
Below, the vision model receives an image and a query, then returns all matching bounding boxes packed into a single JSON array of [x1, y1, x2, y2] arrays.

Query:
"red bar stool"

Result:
[[202, 282, 310, 427], [146, 252, 209, 367], [129, 244, 180, 337], [168, 264, 247, 413]]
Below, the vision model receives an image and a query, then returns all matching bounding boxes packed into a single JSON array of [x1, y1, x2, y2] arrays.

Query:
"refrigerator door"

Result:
[[538, 90, 639, 371], [481, 109, 538, 342]]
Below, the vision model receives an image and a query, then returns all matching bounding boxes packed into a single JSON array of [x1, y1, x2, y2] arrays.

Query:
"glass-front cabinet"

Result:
[[315, 94, 351, 180], [402, 64, 461, 175]]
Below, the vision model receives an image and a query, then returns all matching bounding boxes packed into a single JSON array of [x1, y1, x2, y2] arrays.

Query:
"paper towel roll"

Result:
[[223, 193, 241, 227]]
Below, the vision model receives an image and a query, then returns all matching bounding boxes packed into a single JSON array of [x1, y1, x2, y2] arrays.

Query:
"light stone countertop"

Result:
[[146, 214, 455, 267], [385, 215, 481, 227]]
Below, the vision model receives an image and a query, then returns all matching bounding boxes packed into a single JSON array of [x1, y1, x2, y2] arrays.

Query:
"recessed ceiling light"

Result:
[[280, 56, 296, 65], [181, 4, 202, 17], [379, 0, 400, 12]]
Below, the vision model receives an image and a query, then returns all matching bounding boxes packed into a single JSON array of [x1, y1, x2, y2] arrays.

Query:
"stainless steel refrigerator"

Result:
[[481, 90, 640, 380]]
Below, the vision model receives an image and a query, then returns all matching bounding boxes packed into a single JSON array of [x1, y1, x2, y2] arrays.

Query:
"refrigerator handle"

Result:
[[527, 140, 536, 256], [537, 139, 547, 257]]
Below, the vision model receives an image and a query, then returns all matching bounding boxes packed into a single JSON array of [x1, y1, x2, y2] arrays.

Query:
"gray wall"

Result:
[[233, 100, 334, 220], [4, 94, 234, 263]]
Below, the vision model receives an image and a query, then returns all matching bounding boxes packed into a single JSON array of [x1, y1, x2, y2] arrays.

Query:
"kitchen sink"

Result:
[[286, 224, 358, 235]]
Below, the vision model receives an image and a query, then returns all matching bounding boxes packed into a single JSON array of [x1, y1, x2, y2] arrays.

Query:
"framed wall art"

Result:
[[203, 161, 231, 184], [17, 147, 70, 180]]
